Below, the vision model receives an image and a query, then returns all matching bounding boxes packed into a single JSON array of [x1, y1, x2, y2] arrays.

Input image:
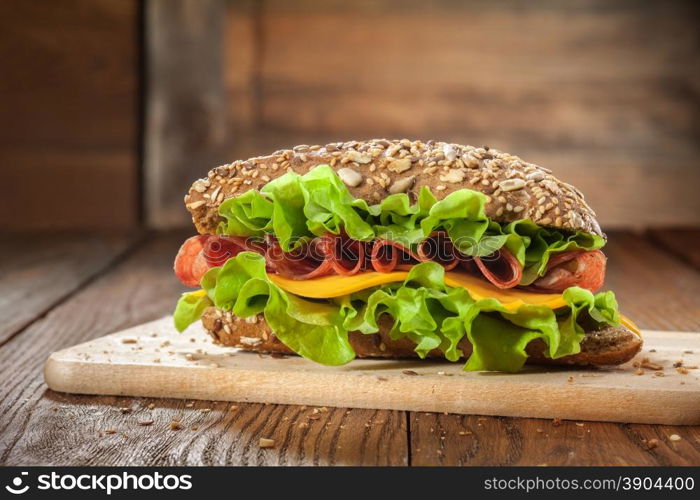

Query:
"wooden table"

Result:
[[1, 230, 699, 466]]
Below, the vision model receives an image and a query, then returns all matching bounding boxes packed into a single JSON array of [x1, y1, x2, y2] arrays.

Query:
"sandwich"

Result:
[[173, 139, 642, 372]]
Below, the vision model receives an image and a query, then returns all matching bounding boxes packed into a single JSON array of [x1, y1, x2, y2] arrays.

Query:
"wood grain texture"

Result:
[[410, 413, 700, 466], [15, 393, 406, 466], [0, 233, 135, 345], [43, 318, 700, 425], [0, 232, 406, 466], [145, 0, 229, 228], [2, 232, 699, 465], [648, 229, 700, 271], [603, 232, 700, 331], [192, 0, 700, 230], [410, 231, 700, 465], [0, 0, 139, 230]]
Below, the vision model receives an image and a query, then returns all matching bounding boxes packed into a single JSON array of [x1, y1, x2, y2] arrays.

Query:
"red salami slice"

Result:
[[174, 235, 211, 287], [473, 247, 523, 289], [175, 231, 600, 294], [370, 239, 422, 273], [417, 231, 460, 271], [318, 232, 368, 276], [530, 249, 606, 293], [265, 235, 334, 280]]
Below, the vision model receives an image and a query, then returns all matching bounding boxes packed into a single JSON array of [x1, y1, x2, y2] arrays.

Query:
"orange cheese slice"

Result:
[[267, 271, 641, 337], [619, 314, 641, 337], [268, 271, 565, 312]]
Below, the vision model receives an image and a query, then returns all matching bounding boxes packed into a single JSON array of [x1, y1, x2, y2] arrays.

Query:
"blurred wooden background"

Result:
[[1, 0, 699, 231], [0, 0, 140, 230]]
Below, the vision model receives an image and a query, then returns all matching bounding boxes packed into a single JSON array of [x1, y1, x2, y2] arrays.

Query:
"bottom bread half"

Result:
[[200, 307, 642, 367]]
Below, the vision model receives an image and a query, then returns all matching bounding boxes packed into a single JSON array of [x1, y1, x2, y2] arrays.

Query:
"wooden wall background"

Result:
[[1, 0, 698, 231], [147, 0, 700, 229], [0, 0, 140, 231]]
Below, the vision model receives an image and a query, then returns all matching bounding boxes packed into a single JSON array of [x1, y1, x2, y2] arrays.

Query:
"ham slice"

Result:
[[175, 235, 271, 287], [174, 235, 211, 287], [530, 249, 606, 293]]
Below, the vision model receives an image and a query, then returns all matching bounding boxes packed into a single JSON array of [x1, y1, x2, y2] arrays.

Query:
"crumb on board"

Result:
[[200, 408, 211, 413], [402, 370, 419, 376], [259, 438, 276, 448], [633, 358, 663, 371], [459, 430, 473, 436], [138, 420, 154, 426], [669, 434, 682, 442], [147, 403, 156, 410], [169, 421, 182, 431], [552, 418, 562, 426], [119, 407, 132, 414], [105, 429, 117, 435], [229, 405, 239, 411], [567, 376, 574, 383], [644, 438, 659, 450], [298, 422, 309, 429], [121, 338, 138, 344], [185, 402, 194, 408]]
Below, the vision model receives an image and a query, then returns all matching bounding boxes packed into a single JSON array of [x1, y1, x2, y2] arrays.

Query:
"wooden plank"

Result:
[[410, 232, 700, 465], [18, 394, 405, 466], [0, 232, 406, 466], [145, 0, 229, 228], [603, 232, 700, 332], [0, 233, 136, 345], [648, 229, 700, 271], [409, 413, 700, 466], [217, 0, 700, 229], [0, 0, 139, 230], [44, 319, 700, 425]]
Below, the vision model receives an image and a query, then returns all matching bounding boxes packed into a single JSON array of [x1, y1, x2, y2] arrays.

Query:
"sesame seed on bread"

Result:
[[200, 307, 641, 367], [184, 139, 603, 237]]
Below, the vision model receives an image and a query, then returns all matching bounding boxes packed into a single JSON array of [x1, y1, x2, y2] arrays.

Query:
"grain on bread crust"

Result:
[[200, 307, 642, 367], [185, 139, 603, 237]]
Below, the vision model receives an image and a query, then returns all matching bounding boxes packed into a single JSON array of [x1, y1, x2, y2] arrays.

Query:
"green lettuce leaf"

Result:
[[173, 253, 621, 372], [173, 290, 213, 332], [216, 165, 604, 282]]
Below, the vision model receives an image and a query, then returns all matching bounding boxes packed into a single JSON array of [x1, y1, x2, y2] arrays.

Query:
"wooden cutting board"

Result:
[[44, 317, 700, 425]]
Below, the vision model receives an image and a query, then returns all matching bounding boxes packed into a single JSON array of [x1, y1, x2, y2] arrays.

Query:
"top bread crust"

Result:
[[184, 139, 603, 237]]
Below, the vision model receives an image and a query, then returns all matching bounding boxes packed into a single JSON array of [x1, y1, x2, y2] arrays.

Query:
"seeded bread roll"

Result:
[[200, 307, 642, 367], [185, 139, 603, 238]]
